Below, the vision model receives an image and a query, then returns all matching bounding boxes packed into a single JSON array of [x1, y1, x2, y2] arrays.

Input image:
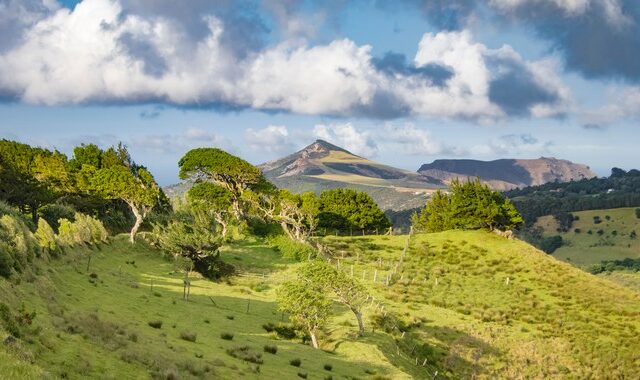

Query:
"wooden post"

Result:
[[373, 269, 378, 283], [86, 253, 92, 272], [350, 265, 354, 277], [246, 298, 251, 314], [362, 229, 365, 236]]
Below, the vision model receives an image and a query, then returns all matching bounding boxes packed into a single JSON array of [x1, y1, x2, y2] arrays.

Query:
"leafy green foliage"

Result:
[[277, 280, 331, 349], [297, 260, 369, 334], [538, 235, 563, 254], [150, 216, 232, 279], [38, 203, 76, 232], [179, 148, 267, 218], [588, 258, 640, 274], [506, 168, 640, 225], [34, 218, 58, 255], [0, 213, 38, 277], [56, 213, 108, 248], [318, 189, 390, 231], [267, 234, 316, 261], [414, 179, 523, 232], [187, 182, 233, 237]]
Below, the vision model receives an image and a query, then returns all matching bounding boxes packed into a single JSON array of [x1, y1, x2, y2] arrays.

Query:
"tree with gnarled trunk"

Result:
[[178, 148, 265, 219], [89, 165, 160, 243], [298, 260, 369, 336], [186, 182, 233, 238], [277, 280, 331, 349]]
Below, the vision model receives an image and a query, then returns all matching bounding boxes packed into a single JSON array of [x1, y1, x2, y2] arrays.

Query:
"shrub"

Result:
[[539, 235, 563, 254], [593, 216, 602, 224], [226, 315, 234, 320], [0, 303, 20, 338], [220, 332, 234, 340], [324, 364, 333, 371], [226, 345, 263, 364], [0, 214, 38, 276], [263, 344, 277, 354], [297, 372, 307, 379], [148, 320, 163, 329], [262, 322, 276, 333], [39, 203, 75, 232], [636, 208, 640, 219], [180, 331, 197, 342], [574, 228, 581, 234], [290, 358, 301, 367], [57, 213, 108, 247], [274, 323, 298, 340], [34, 218, 58, 255], [267, 235, 316, 261]]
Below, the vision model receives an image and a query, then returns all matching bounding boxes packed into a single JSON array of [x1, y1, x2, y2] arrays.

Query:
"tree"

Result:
[[151, 216, 230, 280], [252, 189, 320, 243], [297, 261, 369, 335], [277, 280, 331, 349], [89, 165, 161, 243], [414, 179, 523, 232], [318, 189, 390, 232], [187, 182, 233, 237], [179, 148, 265, 218]]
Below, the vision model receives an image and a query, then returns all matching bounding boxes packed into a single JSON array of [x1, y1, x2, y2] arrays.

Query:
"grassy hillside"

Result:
[[320, 231, 640, 379], [2, 231, 639, 379], [535, 207, 640, 266]]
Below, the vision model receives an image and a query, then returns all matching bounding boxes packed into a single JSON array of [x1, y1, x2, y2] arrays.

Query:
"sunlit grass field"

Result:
[[535, 207, 640, 266], [1, 230, 639, 379]]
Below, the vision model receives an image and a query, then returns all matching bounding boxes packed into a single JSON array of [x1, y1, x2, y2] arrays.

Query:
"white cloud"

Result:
[[488, 0, 628, 24], [381, 124, 448, 155], [0, 0, 570, 121], [313, 123, 378, 157], [581, 86, 640, 126], [244, 125, 293, 154], [133, 127, 233, 154]]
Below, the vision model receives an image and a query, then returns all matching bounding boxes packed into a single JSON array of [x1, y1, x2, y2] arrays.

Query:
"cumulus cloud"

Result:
[[244, 125, 294, 154], [0, 0, 570, 120], [471, 133, 554, 156], [133, 127, 234, 154], [381, 123, 457, 155], [580, 86, 640, 126], [313, 123, 378, 157]]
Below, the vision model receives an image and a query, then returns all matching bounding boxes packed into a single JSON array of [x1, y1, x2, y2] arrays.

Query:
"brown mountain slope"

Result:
[[417, 157, 596, 190], [259, 140, 444, 210]]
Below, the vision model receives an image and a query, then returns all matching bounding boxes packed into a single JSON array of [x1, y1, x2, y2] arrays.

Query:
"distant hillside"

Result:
[[418, 157, 595, 190], [260, 140, 444, 211]]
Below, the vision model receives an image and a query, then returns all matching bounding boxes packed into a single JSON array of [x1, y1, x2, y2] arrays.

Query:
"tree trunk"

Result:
[[280, 222, 296, 240], [353, 309, 365, 336], [214, 213, 228, 237], [129, 205, 143, 244], [309, 329, 319, 349]]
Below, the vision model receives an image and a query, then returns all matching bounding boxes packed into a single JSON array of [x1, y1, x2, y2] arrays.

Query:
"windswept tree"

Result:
[[318, 188, 390, 232], [89, 165, 161, 243], [187, 182, 233, 237], [277, 280, 331, 349], [251, 189, 320, 243], [298, 260, 369, 335], [179, 148, 265, 218], [413, 178, 523, 232]]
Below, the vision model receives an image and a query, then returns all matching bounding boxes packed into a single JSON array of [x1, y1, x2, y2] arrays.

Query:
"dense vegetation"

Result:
[[1, 137, 639, 379], [413, 179, 523, 232], [506, 168, 640, 226]]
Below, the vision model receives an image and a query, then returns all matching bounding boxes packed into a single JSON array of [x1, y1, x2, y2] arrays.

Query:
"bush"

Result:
[[324, 364, 333, 371], [262, 322, 276, 333], [267, 234, 316, 261], [0, 303, 20, 338], [226, 346, 263, 364], [34, 218, 58, 255], [593, 216, 602, 224], [57, 213, 108, 248], [636, 208, 640, 219], [539, 235, 563, 254], [0, 214, 38, 277], [574, 228, 581, 234], [263, 344, 278, 354], [289, 358, 301, 367], [297, 372, 307, 379], [274, 323, 298, 340], [220, 332, 234, 340], [148, 320, 163, 329], [180, 331, 197, 342], [39, 203, 76, 232]]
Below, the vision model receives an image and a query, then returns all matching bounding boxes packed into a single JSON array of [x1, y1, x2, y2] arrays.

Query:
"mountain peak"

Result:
[[309, 139, 352, 155]]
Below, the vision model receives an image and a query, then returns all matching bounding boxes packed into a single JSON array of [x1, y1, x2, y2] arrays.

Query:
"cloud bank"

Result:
[[0, 0, 570, 121]]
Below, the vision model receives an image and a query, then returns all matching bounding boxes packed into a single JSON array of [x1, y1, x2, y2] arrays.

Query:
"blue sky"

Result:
[[0, 0, 638, 185]]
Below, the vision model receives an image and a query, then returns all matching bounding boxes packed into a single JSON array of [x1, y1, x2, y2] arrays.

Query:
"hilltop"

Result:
[[259, 140, 444, 211], [2, 231, 638, 379], [418, 158, 595, 190]]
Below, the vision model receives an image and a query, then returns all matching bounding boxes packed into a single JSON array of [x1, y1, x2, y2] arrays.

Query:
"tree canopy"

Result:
[[318, 188, 390, 232], [179, 148, 266, 218], [413, 178, 523, 232]]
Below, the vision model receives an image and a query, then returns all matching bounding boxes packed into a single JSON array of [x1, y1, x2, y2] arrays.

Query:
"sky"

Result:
[[0, 0, 638, 185]]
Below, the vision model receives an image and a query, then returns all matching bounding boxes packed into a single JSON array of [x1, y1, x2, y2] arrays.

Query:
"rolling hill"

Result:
[[259, 140, 445, 211], [418, 158, 595, 190], [2, 231, 639, 379]]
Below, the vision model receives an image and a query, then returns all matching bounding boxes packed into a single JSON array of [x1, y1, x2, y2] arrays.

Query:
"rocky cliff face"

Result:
[[417, 157, 596, 190]]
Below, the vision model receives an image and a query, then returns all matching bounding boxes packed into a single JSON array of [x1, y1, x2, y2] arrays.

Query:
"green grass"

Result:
[[0, 236, 406, 379], [1, 231, 639, 379], [535, 207, 640, 266]]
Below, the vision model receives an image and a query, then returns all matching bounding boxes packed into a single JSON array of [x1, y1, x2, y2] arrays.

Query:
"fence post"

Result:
[[373, 269, 378, 283]]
